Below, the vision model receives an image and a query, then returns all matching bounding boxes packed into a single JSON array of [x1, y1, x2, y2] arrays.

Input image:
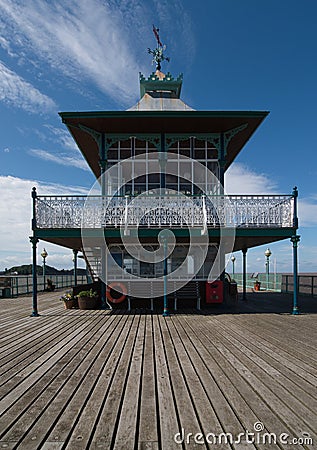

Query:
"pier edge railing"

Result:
[[0, 274, 88, 298]]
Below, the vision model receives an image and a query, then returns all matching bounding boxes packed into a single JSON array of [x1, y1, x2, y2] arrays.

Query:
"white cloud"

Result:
[[27, 124, 90, 171], [29, 148, 90, 171], [0, 176, 89, 270], [298, 198, 317, 227], [0, 0, 195, 106], [0, 0, 143, 104], [225, 162, 277, 194], [0, 60, 56, 113], [44, 125, 79, 151]]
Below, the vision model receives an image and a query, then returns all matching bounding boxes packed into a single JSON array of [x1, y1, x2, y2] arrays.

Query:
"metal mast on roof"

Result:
[[148, 25, 170, 71]]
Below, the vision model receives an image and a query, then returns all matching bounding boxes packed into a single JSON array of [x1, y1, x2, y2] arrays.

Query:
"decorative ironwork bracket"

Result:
[[105, 134, 161, 151], [77, 124, 102, 147], [223, 124, 248, 155], [165, 133, 220, 150]]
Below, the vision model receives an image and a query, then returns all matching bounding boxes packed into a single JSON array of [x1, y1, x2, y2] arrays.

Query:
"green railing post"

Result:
[[291, 235, 300, 315], [73, 249, 78, 286], [291, 186, 300, 314], [242, 248, 247, 301], [30, 236, 40, 317], [162, 235, 169, 317]]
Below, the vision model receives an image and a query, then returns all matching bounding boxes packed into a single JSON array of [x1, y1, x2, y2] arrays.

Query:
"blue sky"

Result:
[[0, 0, 317, 273]]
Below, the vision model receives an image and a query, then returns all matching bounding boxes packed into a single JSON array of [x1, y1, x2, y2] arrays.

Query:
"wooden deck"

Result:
[[0, 291, 316, 449]]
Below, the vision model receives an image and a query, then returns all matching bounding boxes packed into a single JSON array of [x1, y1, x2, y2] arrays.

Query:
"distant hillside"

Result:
[[4, 264, 86, 276]]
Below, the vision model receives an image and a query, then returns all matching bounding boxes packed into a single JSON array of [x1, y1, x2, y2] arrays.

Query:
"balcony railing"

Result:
[[34, 194, 294, 229]]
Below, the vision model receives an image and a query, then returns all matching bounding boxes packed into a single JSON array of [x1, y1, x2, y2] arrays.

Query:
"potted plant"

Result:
[[60, 291, 77, 309], [77, 288, 98, 310], [254, 280, 261, 291]]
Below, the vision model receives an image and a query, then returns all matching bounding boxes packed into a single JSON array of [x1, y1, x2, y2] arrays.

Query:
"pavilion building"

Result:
[[30, 34, 299, 314]]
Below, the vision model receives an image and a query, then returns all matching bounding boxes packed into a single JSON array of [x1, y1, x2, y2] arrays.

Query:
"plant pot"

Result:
[[63, 299, 76, 309], [78, 296, 97, 310]]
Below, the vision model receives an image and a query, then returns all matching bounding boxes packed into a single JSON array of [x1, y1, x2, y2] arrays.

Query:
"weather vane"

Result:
[[148, 25, 170, 71]]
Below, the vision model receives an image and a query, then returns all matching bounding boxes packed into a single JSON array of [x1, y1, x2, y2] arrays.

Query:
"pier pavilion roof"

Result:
[[60, 109, 268, 179], [60, 67, 268, 178]]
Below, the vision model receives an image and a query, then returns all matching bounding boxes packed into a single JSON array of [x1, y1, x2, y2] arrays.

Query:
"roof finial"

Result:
[[147, 25, 170, 71]]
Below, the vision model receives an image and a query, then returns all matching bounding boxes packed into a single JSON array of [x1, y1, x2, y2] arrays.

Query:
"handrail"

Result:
[[35, 194, 294, 229]]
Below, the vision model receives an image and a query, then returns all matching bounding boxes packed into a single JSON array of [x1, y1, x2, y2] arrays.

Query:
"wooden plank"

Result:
[[0, 313, 103, 406], [158, 316, 207, 450], [184, 314, 313, 449], [165, 316, 231, 450], [213, 315, 317, 400], [42, 313, 130, 447], [152, 314, 180, 450], [222, 315, 317, 387], [0, 312, 112, 443], [241, 314, 317, 362], [173, 314, 259, 450], [112, 314, 146, 450], [0, 293, 316, 449], [89, 314, 141, 449], [3, 312, 118, 448], [138, 314, 159, 449], [0, 315, 83, 386], [209, 319, 317, 436], [57, 312, 135, 449]]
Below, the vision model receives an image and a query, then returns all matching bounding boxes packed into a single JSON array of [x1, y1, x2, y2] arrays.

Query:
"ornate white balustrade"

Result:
[[35, 194, 294, 230]]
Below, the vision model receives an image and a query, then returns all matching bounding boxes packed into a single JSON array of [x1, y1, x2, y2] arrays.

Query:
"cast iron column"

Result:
[[159, 134, 169, 316], [99, 132, 111, 309], [73, 249, 78, 286], [242, 248, 247, 301], [291, 235, 300, 315], [30, 187, 40, 316], [291, 186, 300, 315], [30, 236, 40, 316], [162, 234, 169, 317], [219, 133, 226, 285]]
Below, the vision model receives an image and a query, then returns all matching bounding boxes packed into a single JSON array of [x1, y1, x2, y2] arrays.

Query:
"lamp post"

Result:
[[41, 248, 48, 290], [231, 255, 236, 276], [265, 248, 272, 291]]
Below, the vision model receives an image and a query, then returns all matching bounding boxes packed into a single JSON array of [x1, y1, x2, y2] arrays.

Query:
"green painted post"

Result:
[[291, 186, 300, 314], [292, 186, 299, 229], [291, 235, 300, 315], [99, 132, 111, 310], [242, 248, 247, 301], [73, 249, 78, 286], [218, 132, 227, 305], [30, 236, 40, 317], [43, 257, 46, 290], [30, 187, 40, 316], [162, 235, 169, 317]]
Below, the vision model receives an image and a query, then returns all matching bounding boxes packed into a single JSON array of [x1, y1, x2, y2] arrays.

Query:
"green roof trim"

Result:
[[59, 110, 269, 120], [139, 72, 183, 98], [34, 227, 295, 240]]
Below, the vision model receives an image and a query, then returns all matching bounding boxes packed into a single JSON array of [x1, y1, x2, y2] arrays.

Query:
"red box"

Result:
[[206, 280, 224, 304]]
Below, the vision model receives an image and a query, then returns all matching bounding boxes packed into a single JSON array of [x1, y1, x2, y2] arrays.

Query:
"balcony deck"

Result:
[[0, 291, 316, 449]]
